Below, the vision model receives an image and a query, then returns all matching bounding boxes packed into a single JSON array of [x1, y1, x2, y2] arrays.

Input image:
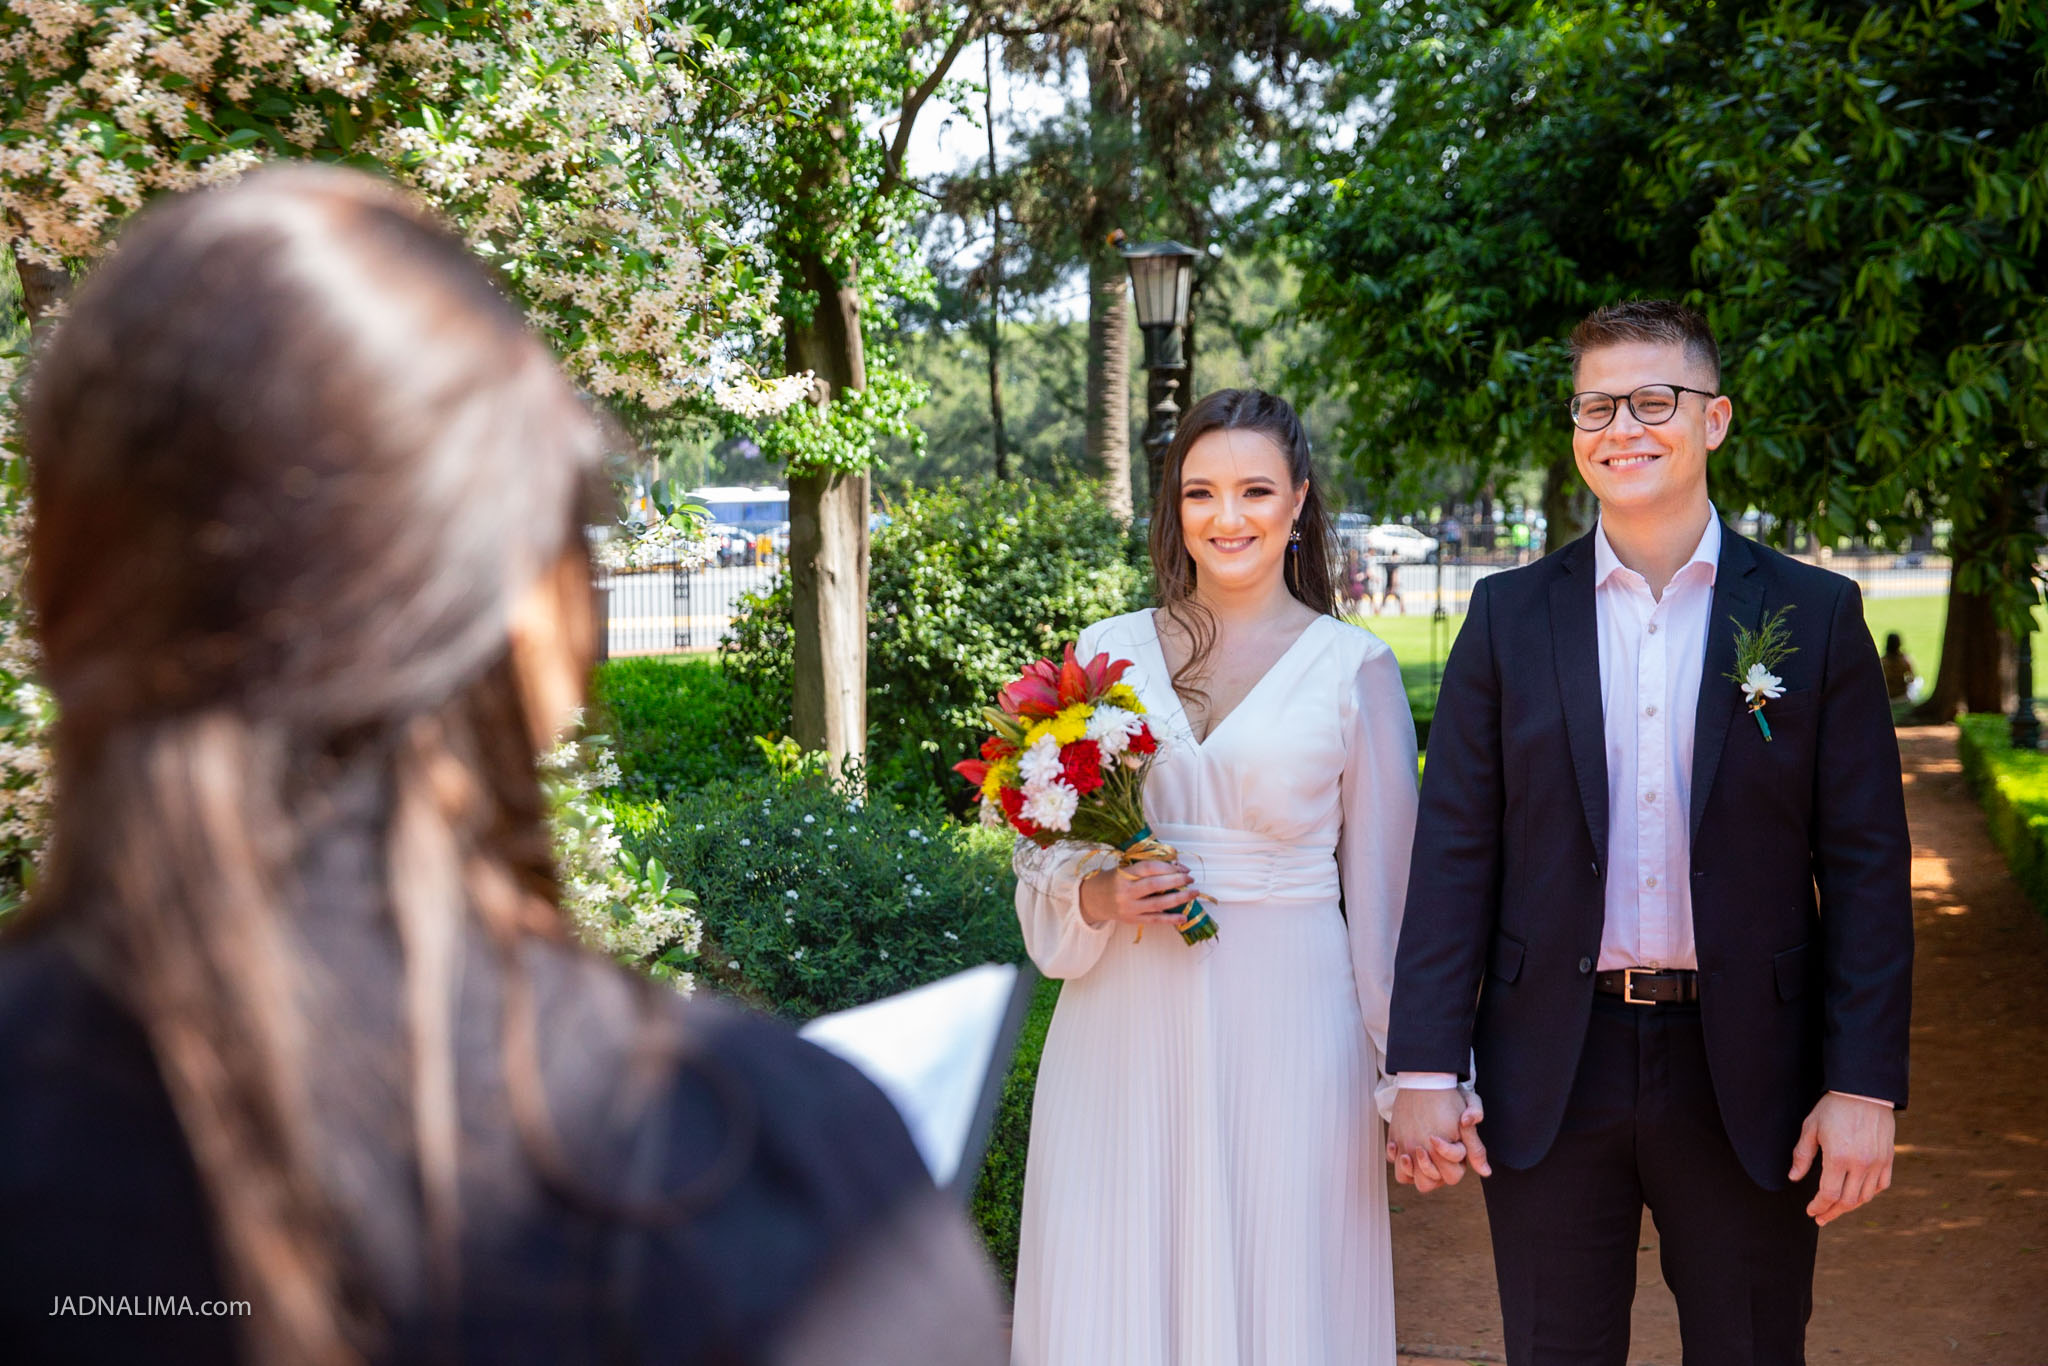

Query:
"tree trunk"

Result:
[[1910, 580, 2012, 722], [984, 35, 1008, 480], [787, 467, 869, 770], [1084, 36, 1134, 521], [11, 245, 68, 325], [1916, 466, 2031, 724], [785, 249, 869, 775], [1089, 260, 1132, 517], [1540, 448, 1591, 553]]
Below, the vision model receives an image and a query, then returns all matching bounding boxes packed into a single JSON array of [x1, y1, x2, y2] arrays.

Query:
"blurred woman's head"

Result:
[[21, 164, 604, 1363], [29, 163, 598, 738], [1147, 389, 1336, 695]]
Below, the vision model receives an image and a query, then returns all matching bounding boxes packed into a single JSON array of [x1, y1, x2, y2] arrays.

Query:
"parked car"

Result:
[[1361, 523, 1440, 563], [705, 522, 756, 567]]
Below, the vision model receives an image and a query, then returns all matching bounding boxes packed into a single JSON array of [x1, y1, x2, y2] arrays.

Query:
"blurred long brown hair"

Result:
[[18, 166, 604, 1363], [1146, 388, 1338, 703]]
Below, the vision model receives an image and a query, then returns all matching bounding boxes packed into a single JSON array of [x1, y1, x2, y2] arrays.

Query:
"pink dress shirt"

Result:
[[1591, 512, 1719, 971]]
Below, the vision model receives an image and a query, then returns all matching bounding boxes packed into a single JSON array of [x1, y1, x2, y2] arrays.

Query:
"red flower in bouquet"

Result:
[[1060, 739, 1105, 796]]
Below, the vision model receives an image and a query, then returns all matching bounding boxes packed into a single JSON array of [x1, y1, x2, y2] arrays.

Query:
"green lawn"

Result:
[[1349, 594, 2044, 722]]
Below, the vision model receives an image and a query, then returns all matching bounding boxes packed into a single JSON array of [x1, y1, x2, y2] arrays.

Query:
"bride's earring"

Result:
[[1288, 522, 1302, 552]]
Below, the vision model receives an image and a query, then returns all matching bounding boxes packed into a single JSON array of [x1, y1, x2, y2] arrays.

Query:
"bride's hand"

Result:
[[1078, 861, 1201, 929]]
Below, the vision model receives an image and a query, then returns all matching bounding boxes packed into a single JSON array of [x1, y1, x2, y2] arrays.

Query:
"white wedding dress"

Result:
[[1009, 608, 1419, 1366]]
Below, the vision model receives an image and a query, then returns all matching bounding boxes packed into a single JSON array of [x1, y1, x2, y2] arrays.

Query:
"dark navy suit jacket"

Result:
[[1386, 526, 1913, 1190]]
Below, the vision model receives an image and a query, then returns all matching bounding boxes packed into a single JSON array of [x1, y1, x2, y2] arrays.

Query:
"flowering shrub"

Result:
[[0, 482, 51, 917], [632, 767, 1023, 1020], [0, 1, 821, 912], [0, 0, 797, 414], [540, 724, 702, 991]]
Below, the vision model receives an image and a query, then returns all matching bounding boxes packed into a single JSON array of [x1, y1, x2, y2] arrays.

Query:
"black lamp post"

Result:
[[1121, 239, 1200, 505]]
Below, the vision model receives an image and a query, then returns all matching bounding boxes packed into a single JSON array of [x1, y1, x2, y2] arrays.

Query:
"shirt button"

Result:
[[1645, 704, 1658, 717], [1645, 791, 1658, 804], [1578, 957, 1593, 974], [1647, 623, 1659, 635], [1645, 875, 1659, 889]]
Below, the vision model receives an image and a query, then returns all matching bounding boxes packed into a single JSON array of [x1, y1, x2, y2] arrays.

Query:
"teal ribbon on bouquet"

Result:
[[1119, 825, 1220, 946]]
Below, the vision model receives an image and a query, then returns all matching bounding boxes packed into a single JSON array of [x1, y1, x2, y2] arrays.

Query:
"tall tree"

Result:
[[1656, 0, 2047, 718], [683, 0, 973, 773], [968, 1, 1325, 516], [687, 1, 1082, 770], [1287, 1, 1751, 544]]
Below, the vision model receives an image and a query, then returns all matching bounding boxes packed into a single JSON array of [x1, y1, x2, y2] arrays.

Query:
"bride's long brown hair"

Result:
[[1146, 388, 1338, 705], [16, 166, 611, 1364]]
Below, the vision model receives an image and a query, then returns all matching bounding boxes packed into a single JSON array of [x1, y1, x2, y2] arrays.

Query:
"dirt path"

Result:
[[1393, 726, 2048, 1366]]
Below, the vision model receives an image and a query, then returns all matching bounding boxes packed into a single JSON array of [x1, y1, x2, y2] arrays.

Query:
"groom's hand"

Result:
[[1387, 1089, 1486, 1192], [1789, 1093, 1896, 1226]]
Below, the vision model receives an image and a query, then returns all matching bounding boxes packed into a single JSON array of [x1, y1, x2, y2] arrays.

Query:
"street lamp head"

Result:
[[1120, 239, 1200, 331]]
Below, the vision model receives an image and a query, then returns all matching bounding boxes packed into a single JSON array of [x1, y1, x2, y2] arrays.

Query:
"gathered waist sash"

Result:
[[1148, 822, 1339, 905]]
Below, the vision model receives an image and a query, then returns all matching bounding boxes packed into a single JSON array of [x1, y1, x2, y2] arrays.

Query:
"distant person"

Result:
[[0, 166, 1000, 1366], [1342, 549, 1372, 615], [1881, 632, 1917, 704], [1380, 557, 1405, 615]]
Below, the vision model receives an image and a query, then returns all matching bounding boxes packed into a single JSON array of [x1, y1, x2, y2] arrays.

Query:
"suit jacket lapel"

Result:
[[1549, 535, 1609, 871], [1689, 528, 1765, 844]]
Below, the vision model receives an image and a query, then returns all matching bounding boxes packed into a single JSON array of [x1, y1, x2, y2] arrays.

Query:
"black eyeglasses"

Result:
[[1568, 384, 1717, 432]]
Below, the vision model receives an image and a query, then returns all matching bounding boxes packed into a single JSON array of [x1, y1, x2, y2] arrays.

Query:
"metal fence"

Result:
[[596, 556, 783, 657], [597, 543, 1961, 661], [1333, 546, 1955, 618]]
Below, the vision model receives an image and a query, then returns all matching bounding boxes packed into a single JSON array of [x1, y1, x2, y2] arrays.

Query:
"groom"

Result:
[[1386, 300, 1912, 1364]]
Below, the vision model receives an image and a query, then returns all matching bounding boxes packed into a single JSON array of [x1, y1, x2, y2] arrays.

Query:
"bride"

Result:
[[1010, 388, 1434, 1365]]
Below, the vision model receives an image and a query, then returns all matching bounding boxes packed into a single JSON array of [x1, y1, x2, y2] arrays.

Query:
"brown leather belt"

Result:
[[1594, 967, 1699, 1005]]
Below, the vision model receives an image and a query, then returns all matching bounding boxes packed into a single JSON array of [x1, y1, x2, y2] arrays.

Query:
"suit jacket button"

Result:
[[1578, 957, 1593, 974]]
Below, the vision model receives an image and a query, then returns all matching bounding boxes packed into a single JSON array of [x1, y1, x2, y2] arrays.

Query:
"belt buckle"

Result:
[[1622, 967, 1657, 1006]]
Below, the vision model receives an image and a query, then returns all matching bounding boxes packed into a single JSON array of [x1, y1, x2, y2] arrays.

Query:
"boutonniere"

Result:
[[1728, 606, 1798, 741]]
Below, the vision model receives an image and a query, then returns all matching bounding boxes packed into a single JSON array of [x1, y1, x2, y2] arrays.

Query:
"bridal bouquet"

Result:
[[953, 645, 1217, 945]]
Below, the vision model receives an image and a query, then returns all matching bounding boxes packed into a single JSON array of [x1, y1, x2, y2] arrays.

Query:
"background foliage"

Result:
[[722, 476, 1152, 810], [591, 655, 781, 799]]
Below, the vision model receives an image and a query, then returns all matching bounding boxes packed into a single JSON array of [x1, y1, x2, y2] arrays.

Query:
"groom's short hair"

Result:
[[1569, 299, 1721, 388]]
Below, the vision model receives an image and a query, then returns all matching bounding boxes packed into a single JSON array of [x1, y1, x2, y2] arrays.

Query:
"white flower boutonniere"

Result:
[[1728, 607, 1798, 742]]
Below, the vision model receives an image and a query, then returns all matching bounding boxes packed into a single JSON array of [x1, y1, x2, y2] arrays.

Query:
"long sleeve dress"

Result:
[[1009, 608, 1420, 1366]]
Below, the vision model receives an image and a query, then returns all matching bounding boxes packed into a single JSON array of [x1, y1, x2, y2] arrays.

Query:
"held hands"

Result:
[[1789, 1092, 1895, 1226], [1078, 861, 1201, 932], [1387, 1087, 1490, 1192]]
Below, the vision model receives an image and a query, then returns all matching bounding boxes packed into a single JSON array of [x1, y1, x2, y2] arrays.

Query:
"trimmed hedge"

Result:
[[968, 974, 1059, 1288], [589, 655, 777, 798], [1956, 715, 2048, 917], [626, 768, 1023, 1019]]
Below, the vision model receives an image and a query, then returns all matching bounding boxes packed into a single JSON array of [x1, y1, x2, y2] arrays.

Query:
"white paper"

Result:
[[799, 963, 1021, 1186]]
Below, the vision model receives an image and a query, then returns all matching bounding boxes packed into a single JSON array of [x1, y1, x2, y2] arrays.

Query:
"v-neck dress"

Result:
[[1009, 609, 1420, 1366]]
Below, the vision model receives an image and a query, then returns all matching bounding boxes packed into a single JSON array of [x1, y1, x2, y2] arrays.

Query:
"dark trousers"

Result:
[[1481, 995, 1821, 1366]]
